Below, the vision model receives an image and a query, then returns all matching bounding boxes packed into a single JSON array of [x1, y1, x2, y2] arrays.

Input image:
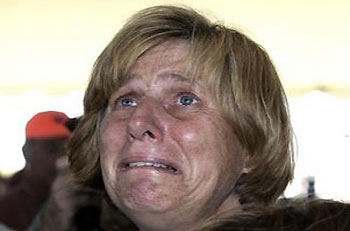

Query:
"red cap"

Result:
[[25, 111, 71, 139]]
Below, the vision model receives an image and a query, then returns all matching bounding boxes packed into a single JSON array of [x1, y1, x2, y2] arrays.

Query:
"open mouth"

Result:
[[121, 161, 179, 174]]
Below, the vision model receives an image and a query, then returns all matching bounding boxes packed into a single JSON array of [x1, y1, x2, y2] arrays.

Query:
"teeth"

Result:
[[127, 162, 176, 171]]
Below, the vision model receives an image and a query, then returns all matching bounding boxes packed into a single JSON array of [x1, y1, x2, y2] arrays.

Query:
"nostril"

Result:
[[145, 130, 155, 139]]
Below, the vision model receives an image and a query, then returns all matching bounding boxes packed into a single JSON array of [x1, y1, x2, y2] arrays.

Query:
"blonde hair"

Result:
[[68, 5, 294, 207]]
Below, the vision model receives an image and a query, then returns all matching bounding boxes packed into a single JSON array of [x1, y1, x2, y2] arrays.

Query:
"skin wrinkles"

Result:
[[99, 40, 245, 231], [108, 73, 205, 117]]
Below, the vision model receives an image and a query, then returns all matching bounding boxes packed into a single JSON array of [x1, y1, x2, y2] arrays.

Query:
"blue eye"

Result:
[[178, 95, 198, 106], [119, 98, 137, 107]]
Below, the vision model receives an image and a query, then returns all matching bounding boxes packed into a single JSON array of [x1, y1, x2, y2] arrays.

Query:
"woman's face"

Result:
[[99, 40, 245, 229]]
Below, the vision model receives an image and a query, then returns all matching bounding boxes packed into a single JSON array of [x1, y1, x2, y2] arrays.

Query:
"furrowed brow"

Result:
[[158, 72, 193, 84]]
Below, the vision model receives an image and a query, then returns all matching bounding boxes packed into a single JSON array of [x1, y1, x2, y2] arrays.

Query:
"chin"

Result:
[[112, 179, 180, 214]]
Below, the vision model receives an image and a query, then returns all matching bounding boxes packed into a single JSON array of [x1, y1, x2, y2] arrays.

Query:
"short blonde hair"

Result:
[[68, 5, 294, 206]]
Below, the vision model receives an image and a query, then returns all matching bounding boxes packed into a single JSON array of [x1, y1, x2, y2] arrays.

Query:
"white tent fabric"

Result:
[[1, 0, 350, 96]]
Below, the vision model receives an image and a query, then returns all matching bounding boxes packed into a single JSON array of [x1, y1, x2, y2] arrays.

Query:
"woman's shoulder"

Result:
[[288, 198, 350, 230], [210, 199, 350, 231]]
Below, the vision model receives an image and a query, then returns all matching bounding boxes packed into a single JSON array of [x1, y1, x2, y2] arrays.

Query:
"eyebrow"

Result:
[[158, 72, 191, 83], [125, 72, 193, 85], [114, 71, 201, 99]]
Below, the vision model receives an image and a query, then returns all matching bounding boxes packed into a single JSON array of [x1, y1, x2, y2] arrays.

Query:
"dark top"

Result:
[[0, 176, 51, 231], [28, 197, 350, 231]]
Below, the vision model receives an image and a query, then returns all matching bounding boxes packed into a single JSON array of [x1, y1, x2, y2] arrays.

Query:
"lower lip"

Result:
[[121, 166, 179, 175]]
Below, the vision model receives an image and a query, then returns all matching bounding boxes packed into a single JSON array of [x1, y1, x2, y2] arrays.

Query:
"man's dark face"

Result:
[[22, 138, 68, 179]]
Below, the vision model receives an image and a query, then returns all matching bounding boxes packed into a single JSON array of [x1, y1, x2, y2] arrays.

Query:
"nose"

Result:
[[127, 100, 164, 143]]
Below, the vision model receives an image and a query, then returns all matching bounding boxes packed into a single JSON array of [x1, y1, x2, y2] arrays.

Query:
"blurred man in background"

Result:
[[0, 111, 71, 231]]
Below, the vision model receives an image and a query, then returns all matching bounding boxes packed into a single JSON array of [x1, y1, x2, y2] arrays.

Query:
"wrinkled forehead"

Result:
[[133, 40, 192, 70], [104, 37, 222, 103], [128, 40, 195, 84], [113, 39, 202, 91]]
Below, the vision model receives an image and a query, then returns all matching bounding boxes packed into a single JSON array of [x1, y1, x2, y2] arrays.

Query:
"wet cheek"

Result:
[[175, 125, 209, 159], [177, 128, 204, 154]]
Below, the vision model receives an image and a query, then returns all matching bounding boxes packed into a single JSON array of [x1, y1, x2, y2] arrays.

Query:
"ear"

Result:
[[22, 143, 29, 161]]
